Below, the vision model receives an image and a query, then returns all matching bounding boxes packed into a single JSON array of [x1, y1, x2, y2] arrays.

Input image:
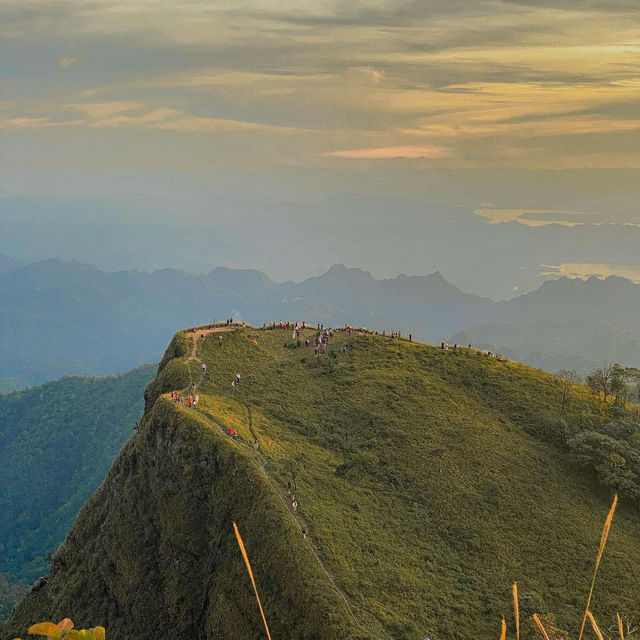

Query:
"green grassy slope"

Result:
[[190, 328, 640, 639], [4, 327, 639, 640], [0, 366, 155, 586]]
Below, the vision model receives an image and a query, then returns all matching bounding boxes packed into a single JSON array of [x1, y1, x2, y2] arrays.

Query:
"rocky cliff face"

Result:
[[3, 366, 362, 640]]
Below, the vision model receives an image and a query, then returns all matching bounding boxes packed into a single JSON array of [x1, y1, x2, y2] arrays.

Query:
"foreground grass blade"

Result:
[[233, 521, 273, 640], [499, 616, 506, 640], [533, 613, 551, 640], [617, 612, 625, 640], [587, 610, 605, 640], [578, 494, 618, 640], [513, 581, 520, 640]]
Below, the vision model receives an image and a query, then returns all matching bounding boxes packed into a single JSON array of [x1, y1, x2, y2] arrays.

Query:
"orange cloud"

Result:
[[325, 145, 451, 159]]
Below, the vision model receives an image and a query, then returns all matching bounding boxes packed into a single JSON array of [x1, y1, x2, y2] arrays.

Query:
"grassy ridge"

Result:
[[4, 327, 639, 640], [193, 327, 639, 639]]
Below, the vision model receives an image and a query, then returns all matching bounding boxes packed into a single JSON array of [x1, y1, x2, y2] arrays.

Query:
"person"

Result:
[[228, 427, 233, 436], [201, 363, 206, 374], [292, 498, 298, 511], [236, 373, 241, 385], [409, 334, 412, 342], [253, 437, 259, 450], [194, 394, 199, 406], [187, 395, 193, 407]]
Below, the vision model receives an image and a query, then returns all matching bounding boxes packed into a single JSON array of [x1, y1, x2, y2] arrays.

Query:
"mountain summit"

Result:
[[5, 325, 639, 639]]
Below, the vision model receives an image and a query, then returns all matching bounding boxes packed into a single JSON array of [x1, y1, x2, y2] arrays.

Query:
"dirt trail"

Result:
[[185, 326, 235, 360], [182, 402, 373, 636]]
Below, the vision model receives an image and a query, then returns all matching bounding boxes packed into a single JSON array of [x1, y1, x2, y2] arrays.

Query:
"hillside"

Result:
[[452, 276, 640, 373], [2, 259, 639, 388], [0, 365, 155, 607], [4, 326, 640, 640]]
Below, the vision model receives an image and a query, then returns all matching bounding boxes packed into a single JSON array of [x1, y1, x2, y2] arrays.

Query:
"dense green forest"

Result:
[[0, 365, 155, 605], [5, 327, 639, 640]]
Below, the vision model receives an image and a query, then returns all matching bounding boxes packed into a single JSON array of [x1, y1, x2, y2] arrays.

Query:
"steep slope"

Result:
[[4, 327, 640, 640], [0, 366, 155, 592]]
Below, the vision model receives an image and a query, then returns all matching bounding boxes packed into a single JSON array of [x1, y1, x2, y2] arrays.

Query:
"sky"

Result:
[[1, 0, 639, 294]]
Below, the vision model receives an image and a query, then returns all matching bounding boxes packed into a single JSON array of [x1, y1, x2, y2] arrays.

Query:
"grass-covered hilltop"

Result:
[[4, 324, 639, 640]]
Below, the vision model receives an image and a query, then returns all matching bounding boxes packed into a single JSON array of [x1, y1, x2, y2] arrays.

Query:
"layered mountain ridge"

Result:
[[1, 259, 638, 389]]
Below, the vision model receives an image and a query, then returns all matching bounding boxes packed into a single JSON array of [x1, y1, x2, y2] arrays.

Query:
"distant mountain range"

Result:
[[1, 256, 638, 387]]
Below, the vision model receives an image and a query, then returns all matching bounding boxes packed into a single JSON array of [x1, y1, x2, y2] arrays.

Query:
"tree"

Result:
[[611, 364, 631, 406], [557, 369, 580, 414], [586, 364, 615, 402]]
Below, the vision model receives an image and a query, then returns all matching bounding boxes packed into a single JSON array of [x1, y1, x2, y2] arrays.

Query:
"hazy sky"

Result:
[[1, 0, 639, 288]]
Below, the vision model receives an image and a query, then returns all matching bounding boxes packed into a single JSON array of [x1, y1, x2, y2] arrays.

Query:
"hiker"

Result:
[[187, 395, 193, 407], [194, 394, 199, 406], [235, 373, 241, 385], [232, 430, 238, 440], [201, 363, 206, 374], [219, 337, 223, 347], [228, 427, 233, 437], [409, 334, 412, 342], [292, 498, 298, 512], [253, 437, 259, 450]]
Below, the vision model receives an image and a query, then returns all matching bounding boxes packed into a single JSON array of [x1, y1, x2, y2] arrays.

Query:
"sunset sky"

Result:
[[1, 0, 639, 291]]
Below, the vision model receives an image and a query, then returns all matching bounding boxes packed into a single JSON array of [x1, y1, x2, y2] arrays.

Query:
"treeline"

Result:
[[537, 365, 640, 502]]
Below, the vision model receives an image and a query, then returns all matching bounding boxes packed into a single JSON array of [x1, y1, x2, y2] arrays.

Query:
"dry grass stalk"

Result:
[[513, 581, 520, 640], [500, 616, 506, 640], [617, 613, 625, 640], [233, 521, 273, 640], [587, 609, 605, 640], [578, 494, 618, 640], [533, 613, 552, 640]]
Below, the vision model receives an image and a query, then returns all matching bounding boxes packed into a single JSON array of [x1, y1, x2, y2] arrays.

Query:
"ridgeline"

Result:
[[4, 325, 639, 640]]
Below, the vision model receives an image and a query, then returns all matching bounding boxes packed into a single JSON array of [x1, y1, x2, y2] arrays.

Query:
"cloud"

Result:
[[325, 145, 451, 159], [3, 0, 640, 177], [344, 66, 384, 84], [57, 56, 76, 69], [540, 263, 640, 282], [0, 101, 315, 134]]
